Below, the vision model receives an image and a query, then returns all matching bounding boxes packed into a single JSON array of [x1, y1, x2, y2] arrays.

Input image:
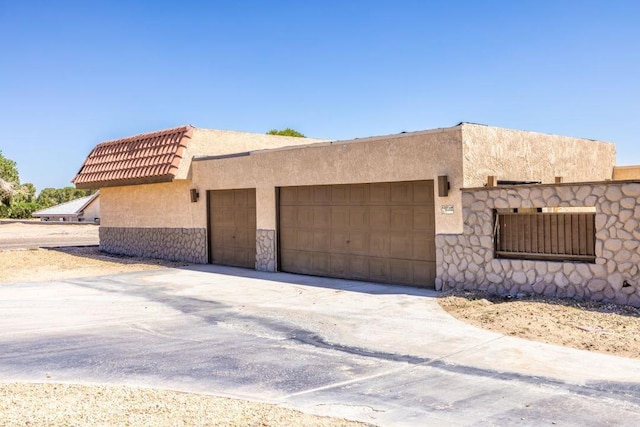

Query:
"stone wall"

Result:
[[100, 227, 207, 264], [436, 182, 640, 307], [256, 229, 276, 272]]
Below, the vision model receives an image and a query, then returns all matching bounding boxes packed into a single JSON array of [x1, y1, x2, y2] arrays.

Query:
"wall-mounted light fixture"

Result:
[[190, 188, 200, 203], [438, 175, 450, 197]]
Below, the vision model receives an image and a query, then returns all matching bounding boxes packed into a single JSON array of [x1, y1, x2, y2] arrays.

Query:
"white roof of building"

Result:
[[32, 192, 99, 217]]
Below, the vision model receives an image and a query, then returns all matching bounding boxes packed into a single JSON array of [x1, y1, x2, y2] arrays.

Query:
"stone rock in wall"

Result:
[[256, 229, 276, 272], [605, 186, 623, 202], [622, 183, 640, 197], [99, 227, 207, 263]]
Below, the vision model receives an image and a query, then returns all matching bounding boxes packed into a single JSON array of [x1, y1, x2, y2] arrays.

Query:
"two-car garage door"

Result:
[[279, 181, 436, 288]]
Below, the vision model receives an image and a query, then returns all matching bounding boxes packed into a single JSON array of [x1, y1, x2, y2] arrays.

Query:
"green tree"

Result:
[[35, 187, 95, 210], [0, 150, 19, 185], [0, 150, 20, 207], [266, 128, 306, 138]]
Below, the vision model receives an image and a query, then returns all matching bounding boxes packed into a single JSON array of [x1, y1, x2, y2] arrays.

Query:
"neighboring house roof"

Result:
[[32, 192, 99, 218], [73, 126, 193, 189]]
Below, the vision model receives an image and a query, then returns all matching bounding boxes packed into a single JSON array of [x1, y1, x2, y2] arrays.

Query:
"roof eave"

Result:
[[74, 174, 175, 189]]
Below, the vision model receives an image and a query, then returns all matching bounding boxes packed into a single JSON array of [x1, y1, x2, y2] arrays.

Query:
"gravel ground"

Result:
[[0, 383, 369, 427], [439, 290, 640, 359]]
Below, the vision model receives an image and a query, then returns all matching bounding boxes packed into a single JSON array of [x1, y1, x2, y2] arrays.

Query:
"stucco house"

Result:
[[73, 123, 616, 291], [32, 192, 100, 223]]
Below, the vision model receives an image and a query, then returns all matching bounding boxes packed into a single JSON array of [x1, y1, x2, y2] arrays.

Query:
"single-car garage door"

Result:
[[208, 189, 256, 268], [279, 181, 436, 287]]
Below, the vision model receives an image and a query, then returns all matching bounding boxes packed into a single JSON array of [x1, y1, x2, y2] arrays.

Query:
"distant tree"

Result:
[[0, 150, 19, 185], [0, 150, 20, 207], [35, 187, 95, 210], [266, 128, 306, 138]]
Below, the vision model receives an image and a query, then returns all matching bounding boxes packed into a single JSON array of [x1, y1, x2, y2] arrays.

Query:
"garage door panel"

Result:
[[369, 258, 390, 282], [279, 206, 296, 225], [370, 207, 391, 229], [370, 231, 390, 257], [312, 253, 330, 275], [390, 207, 413, 231], [331, 231, 349, 253], [298, 206, 313, 228], [413, 181, 434, 204], [297, 229, 313, 250], [279, 181, 435, 288], [349, 185, 368, 204], [235, 228, 253, 247], [280, 228, 297, 250], [313, 231, 330, 252], [313, 206, 331, 228], [208, 189, 256, 269], [313, 186, 331, 204], [280, 188, 297, 205], [349, 231, 369, 255], [297, 187, 312, 205], [390, 232, 413, 259], [413, 235, 435, 261], [349, 256, 369, 280], [330, 254, 348, 276], [390, 259, 413, 284], [413, 261, 436, 285], [349, 207, 369, 229], [369, 183, 390, 204], [331, 186, 349, 204], [331, 206, 349, 228], [390, 182, 413, 204], [414, 206, 435, 230]]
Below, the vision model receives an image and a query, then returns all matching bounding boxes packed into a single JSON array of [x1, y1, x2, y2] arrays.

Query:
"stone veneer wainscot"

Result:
[[100, 227, 207, 264], [436, 182, 640, 307]]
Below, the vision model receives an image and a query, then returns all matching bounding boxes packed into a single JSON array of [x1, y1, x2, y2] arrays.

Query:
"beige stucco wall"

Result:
[[100, 181, 204, 228], [192, 127, 465, 234], [81, 196, 100, 222], [461, 124, 616, 187], [175, 128, 327, 179], [613, 165, 640, 180]]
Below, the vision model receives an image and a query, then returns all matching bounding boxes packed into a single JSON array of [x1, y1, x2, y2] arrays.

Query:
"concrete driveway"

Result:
[[0, 265, 639, 426]]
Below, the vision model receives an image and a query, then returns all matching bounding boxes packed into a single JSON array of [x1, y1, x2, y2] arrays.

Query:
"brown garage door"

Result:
[[279, 181, 436, 287], [208, 189, 256, 268]]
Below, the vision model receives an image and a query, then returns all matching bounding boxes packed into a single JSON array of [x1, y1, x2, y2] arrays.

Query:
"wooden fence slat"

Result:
[[557, 215, 565, 255], [550, 215, 558, 254], [543, 215, 550, 254], [537, 215, 545, 254], [571, 214, 580, 256], [495, 212, 595, 261], [586, 214, 595, 256]]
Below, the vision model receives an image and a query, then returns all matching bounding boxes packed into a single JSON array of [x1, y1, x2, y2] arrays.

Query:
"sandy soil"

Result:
[[0, 383, 368, 427], [439, 291, 640, 360], [0, 247, 187, 284], [0, 222, 99, 248]]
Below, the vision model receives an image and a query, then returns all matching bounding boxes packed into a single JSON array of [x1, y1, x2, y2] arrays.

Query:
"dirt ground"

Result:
[[0, 383, 368, 427], [0, 246, 188, 284], [439, 291, 640, 360], [0, 222, 98, 249]]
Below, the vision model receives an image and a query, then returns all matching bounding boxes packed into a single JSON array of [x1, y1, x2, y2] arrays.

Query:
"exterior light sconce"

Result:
[[438, 175, 450, 197], [190, 188, 200, 203]]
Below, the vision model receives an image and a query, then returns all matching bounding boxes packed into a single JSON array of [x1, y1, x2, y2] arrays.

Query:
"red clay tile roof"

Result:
[[73, 126, 194, 189]]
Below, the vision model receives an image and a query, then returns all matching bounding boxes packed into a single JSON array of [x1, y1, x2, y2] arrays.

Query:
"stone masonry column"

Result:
[[255, 186, 277, 272]]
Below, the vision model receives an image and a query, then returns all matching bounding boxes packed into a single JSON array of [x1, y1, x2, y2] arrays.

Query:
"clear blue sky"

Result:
[[1, 1, 639, 192]]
